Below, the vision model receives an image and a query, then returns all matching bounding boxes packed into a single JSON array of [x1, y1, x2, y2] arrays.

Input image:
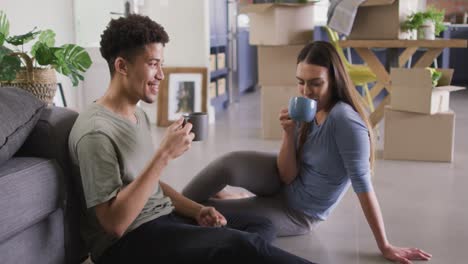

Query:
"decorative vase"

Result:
[[418, 20, 435, 40], [406, 29, 418, 40]]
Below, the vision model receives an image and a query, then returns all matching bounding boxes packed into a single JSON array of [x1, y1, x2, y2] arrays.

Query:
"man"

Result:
[[69, 14, 313, 264]]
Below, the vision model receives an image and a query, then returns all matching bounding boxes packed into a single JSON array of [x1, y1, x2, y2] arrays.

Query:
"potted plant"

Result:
[[0, 10, 92, 104], [426, 67, 443, 87], [402, 7, 446, 40]]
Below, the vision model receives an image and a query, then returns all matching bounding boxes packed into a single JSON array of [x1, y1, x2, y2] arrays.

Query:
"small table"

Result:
[[338, 39, 468, 127]]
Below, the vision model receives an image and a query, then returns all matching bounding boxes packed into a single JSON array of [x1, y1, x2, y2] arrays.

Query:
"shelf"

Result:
[[210, 39, 228, 48], [210, 68, 228, 80], [210, 43, 227, 49]]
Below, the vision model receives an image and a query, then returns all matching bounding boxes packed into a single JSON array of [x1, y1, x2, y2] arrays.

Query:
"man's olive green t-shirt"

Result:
[[68, 103, 174, 261]]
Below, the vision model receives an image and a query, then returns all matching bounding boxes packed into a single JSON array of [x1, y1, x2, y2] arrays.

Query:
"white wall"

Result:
[[74, 0, 125, 47], [73, 0, 129, 110], [418, 0, 427, 11], [314, 0, 330, 26], [139, 0, 210, 123], [74, 0, 210, 121], [80, 47, 110, 110], [140, 0, 210, 67], [2, 0, 79, 109]]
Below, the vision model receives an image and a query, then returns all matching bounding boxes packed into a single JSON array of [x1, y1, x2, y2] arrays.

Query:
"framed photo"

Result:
[[53, 83, 67, 107], [157, 67, 208, 126]]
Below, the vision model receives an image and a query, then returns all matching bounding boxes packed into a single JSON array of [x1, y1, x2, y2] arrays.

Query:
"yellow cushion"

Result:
[[346, 65, 377, 85]]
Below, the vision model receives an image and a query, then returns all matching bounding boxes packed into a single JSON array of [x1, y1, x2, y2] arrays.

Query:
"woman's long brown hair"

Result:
[[296, 41, 375, 171]]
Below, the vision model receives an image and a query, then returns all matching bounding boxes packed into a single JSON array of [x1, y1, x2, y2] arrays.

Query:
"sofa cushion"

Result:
[[0, 87, 45, 166], [0, 209, 65, 264], [0, 157, 62, 241]]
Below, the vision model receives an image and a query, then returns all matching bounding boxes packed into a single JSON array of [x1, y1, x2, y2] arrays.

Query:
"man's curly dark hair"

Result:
[[100, 14, 169, 76]]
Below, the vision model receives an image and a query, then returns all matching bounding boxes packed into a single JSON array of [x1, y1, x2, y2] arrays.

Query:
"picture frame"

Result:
[[53, 83, 67, 107], [157, 67, 208, 126]]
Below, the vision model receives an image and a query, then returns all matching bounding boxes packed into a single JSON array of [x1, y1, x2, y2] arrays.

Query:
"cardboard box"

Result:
[[240, 3, 315, 45], [261, 85, 300, 139], [391, 68, 465, 114], [209, 54, 216, 72], [383, 106, 455, 162], [217, 53, 226, 70], [349, 0, 420, 40], [258, 45, 303, 86], [217, 78, 226, 96], [209, 81, 217, 99]]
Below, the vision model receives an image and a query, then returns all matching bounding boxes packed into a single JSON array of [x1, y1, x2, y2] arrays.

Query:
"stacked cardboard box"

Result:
[[384, 68, 465, 162], [349, 0, 420, 40], [241, 3, 315, 139]]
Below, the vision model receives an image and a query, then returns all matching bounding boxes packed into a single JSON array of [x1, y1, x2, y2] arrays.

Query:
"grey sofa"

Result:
[[0, 103, 86, 263]]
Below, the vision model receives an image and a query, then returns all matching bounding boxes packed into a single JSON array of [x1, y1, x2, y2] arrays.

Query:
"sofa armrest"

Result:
[[16, 106, 78, 169], [16, 107, 87, 263]]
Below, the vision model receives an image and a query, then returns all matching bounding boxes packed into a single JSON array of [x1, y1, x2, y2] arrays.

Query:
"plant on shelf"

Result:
[[402, 6, 447, 40], [0, 10, 92, 103], [427, 67, 443, 87]]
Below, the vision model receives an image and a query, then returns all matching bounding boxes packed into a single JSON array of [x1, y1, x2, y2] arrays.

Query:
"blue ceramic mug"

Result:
[[288, 97, 317, 122]]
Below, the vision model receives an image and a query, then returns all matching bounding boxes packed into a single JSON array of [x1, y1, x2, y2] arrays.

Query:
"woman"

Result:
[[183, 41, 431, 264]]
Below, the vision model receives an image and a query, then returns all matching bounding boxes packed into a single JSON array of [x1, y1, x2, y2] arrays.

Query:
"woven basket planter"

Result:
[[0, 52, 58, 105]]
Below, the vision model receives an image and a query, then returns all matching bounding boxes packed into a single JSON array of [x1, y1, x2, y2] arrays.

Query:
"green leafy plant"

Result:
[[427, 67, 443, 87], [0, 10, 92, 86], [402, 6, 447, 36]]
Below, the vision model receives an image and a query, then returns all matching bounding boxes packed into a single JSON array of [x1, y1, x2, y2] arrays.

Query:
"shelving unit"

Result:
[[209, 0, 230, 112], [237, 28, 258, 94], [440, 25, 468, 86], [210, 68, 229, 80]]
